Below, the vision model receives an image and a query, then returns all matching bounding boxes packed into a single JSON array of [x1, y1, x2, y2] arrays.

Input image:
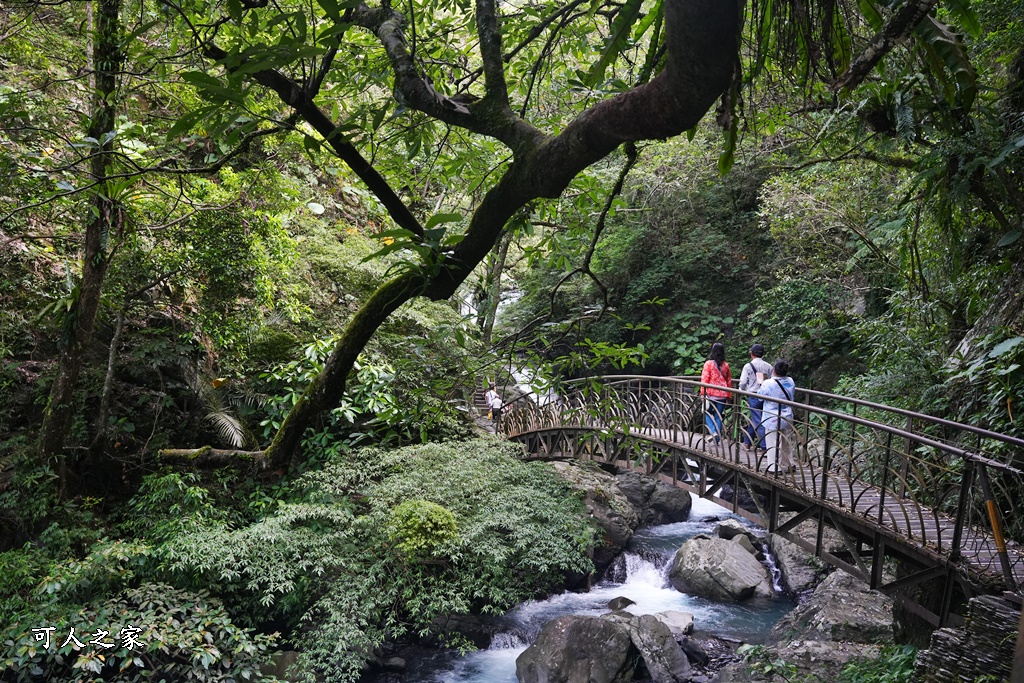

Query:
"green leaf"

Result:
[[584, 0, 645, 87], [303, 134, 321, 155], [306, 202, 325, 215], [986, 134, 1024, 170], [858, 0, 884, 30], [167, 105, 219, 138], [317, 0, 341, 21], [719, 129, 736, 175], [912, 15, 977, 111], [989, 337, 1024, 359], [997, 230, 1021, 248], [941, 0, 982, 38], [424, 213, 461, 230], [227, 0, 243, 23]]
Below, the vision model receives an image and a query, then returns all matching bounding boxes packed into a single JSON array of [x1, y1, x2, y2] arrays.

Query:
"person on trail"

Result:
[[700, 342, 732, 443], [758, 359, 797, 473], [484, 383, 503, 425], [739, 343, 773, 449]]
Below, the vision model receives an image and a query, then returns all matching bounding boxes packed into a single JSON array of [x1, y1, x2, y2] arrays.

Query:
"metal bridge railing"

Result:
[[500, 375, 1024, 593]]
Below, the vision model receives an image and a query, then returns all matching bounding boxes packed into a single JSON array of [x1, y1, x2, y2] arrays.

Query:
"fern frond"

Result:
[[206, 410, 252, 449]]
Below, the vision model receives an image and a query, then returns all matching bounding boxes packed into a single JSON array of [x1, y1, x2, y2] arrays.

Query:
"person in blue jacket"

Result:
[[757, 359, 797, 472]]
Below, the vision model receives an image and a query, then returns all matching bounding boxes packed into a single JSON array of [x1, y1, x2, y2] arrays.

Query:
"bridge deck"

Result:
[[516, 420, 1024, 596], [639, 428, 1018, 584]]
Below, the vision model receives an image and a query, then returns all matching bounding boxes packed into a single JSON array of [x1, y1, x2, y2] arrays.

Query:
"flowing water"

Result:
[[397, 496, 795, 683]]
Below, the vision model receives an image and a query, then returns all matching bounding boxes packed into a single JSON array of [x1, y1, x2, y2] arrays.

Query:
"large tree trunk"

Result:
[[38, 0, 123, 496], [167, 0, 742, 469]]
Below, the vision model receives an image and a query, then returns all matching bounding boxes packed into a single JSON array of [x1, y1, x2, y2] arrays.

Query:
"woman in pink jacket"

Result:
[[700, 342, 732, 443]]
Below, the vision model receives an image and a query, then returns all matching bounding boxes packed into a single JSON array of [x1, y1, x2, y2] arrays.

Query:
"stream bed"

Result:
[[393, 496, 795, 683]]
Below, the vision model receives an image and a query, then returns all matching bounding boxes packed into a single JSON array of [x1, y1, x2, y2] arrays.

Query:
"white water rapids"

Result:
[[397, 496, 794, 683]]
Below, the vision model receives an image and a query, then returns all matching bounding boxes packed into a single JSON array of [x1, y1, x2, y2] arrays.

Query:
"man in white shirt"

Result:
[[485, 384, 503, 424], [738, 343, 773, 449]]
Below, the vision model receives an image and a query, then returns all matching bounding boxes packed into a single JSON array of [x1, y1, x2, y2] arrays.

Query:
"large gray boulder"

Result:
[[648, 481, 693, 523], [516, 615, 636, 683], [629, 614, 691, 683], [669, 536, 774, 601], [652, 610, 694, 638], [767, 571, 894, 644], [767, 533, 820, 595], [714, 519, 759, 545], [711, 569, 897, 683], [598, 612, 692, 683], [616, 470, 693, 525]]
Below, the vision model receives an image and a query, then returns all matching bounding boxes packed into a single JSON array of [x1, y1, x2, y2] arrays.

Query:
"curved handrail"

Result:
[[505, 374, 1023, 470]]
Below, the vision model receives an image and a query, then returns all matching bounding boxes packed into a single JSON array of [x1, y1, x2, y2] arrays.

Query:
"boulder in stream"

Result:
[[608, 596, 636, 611], [669, 536, 774, 601], [628, 614, 692, 683], [616, 470, 693, 524], [515, 615, 636, 683], [653, 610, 694, 637], [767, 533, 820, 595]]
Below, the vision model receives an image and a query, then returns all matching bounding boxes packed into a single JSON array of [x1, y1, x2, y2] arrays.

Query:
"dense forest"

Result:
[[1, 0, 1023, 680]]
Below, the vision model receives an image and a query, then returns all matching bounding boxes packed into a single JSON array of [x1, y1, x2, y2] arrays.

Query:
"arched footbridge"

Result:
[[498, 375, 1024, 628]]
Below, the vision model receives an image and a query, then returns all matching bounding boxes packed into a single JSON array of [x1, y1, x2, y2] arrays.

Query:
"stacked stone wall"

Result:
[[913, 595, 1019, 682]]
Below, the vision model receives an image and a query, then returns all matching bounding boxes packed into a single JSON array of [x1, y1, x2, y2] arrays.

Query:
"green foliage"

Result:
[[838, 645, 917, 683], [738, 643, 800, 680], [388, 499, 459, 556], [0, 546, 53, 623], [949, 332, 1024, 446], [749, 278, 843, 360], [0, 441, 60, 533], [1, 582, 277, 682], [257, 331, 471, 458], [158, 438, 594, 682], [651, 300, 741, 374], [119, 472, 230, 543]]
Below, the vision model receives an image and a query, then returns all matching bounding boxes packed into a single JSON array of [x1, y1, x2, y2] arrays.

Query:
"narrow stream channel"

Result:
[[397, 496, 795, 682]]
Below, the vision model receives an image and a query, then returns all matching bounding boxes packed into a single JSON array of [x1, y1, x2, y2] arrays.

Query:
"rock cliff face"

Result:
[[711, 570, 895, 683], [548, 461, 692, 574]]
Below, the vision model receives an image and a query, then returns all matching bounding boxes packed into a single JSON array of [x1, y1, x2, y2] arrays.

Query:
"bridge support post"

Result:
[[871, 534, 886, 589], [768, 487, 780, 533], [978, 464, 1017, 592]]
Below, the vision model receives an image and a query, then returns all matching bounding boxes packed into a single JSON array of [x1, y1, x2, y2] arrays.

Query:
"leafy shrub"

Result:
[[1, 534, 278, 682], [388, 499, 459, 555], [159, 437, 594, 683], [118, 471, 230, 543], [0, 546, 52, 623], [257, 338, 470, 458], [1, 582, 277, 682]]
